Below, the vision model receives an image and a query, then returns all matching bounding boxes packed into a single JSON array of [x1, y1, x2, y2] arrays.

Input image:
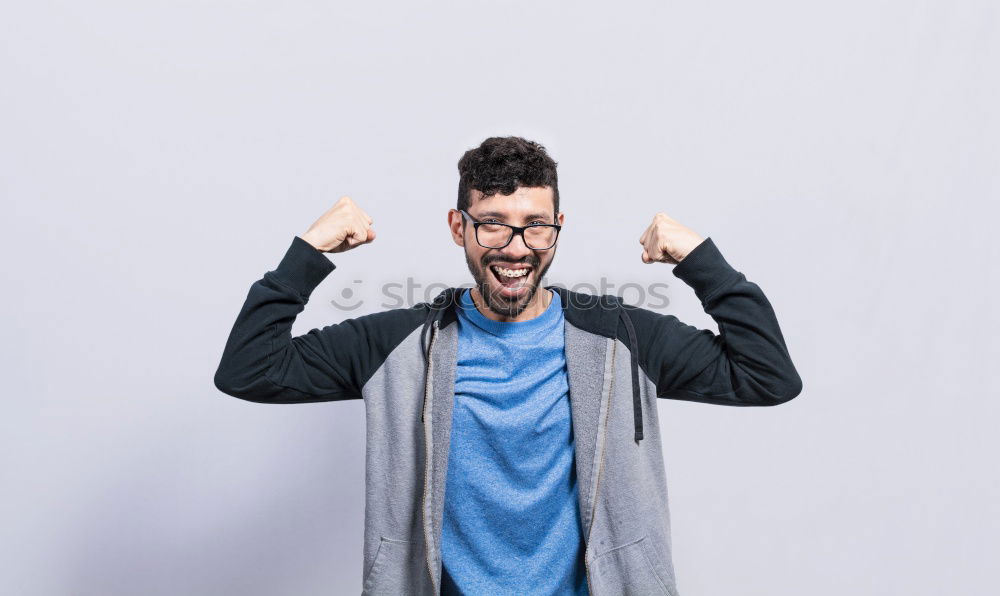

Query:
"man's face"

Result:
[[448, 186, 564, 319]]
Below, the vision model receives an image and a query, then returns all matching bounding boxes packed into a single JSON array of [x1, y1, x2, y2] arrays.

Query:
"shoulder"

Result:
[[549, 286, 625, 338], [550, 285, 687, 341], [341, 286, 467, 336]]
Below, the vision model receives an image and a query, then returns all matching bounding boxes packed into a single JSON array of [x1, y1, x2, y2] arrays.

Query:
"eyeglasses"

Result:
[[459, 210, 562, 250]]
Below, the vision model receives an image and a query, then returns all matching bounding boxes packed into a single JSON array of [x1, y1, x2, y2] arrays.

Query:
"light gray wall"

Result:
[[2, 1, 996, 594]]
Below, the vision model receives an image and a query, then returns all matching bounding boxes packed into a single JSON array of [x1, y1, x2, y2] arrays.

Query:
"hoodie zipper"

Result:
[[583, 339, 616, 593], [421, 319, 440, 593]]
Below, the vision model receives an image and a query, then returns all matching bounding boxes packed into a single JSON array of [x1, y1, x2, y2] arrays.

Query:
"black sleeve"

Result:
[[625, 237, 803, 406], [212, 236, 420, 404]]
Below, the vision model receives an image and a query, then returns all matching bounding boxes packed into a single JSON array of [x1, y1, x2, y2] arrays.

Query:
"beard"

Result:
[[464, 249, 554, 319]]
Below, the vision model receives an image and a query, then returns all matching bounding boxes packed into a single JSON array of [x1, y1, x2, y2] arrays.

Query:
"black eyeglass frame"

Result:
[[459, 209, 562, 250]]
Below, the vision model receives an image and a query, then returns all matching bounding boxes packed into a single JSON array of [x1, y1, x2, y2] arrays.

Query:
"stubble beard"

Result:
[[464, 249, 554, 319]]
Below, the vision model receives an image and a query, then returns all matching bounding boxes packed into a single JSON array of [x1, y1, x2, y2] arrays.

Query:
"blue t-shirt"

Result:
[[440, 288, 588, 595]]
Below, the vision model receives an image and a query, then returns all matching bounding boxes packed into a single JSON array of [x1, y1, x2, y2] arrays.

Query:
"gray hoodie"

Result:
[[214, 235, 803, 595]]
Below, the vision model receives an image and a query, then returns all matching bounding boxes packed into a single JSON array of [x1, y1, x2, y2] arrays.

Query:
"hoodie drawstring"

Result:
[[618, 306, 643, 442], [419, 291, 451, 424], [420, 291, 450, 367]]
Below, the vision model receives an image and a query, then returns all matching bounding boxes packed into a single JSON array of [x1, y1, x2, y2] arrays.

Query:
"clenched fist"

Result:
[[301, 196, 375, 253], [639, 212, 705, 265]]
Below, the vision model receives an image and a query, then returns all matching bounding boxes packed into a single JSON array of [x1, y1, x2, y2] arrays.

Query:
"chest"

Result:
[[455, 317, 568, 387]]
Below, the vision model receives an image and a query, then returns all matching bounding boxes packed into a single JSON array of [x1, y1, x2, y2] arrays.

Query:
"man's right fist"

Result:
[[300, 196, 375, 253]]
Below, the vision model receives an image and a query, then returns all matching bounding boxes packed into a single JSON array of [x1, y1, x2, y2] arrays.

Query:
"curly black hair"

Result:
[[456, 136, 559, 215]]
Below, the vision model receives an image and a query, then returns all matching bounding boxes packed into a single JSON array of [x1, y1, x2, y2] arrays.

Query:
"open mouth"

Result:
[[489, 264, 533, 297]]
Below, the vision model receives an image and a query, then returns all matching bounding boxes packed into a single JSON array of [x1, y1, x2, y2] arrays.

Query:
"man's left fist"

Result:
[[639, 212, 705, 265]]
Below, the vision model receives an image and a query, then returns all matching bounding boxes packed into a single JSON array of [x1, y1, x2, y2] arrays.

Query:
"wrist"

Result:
[[675, 237, 706, 263], [300, 233, 325, 252]]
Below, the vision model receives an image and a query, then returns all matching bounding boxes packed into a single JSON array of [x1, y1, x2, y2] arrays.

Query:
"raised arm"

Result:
[[213, 196, 379, 403], [627, 213, 803, 406]]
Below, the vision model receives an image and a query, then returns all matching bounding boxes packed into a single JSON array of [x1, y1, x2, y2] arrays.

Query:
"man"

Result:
[[214, 136, 803, 595]]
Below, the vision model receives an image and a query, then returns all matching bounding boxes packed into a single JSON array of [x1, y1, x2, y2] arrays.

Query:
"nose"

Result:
[[500, 230, 533, 260]]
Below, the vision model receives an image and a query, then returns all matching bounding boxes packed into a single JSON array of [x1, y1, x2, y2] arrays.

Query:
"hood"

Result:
[[418, 286, 646, 442]]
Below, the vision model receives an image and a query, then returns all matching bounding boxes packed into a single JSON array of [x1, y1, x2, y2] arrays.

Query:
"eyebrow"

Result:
[[473, 211, 556, 224]]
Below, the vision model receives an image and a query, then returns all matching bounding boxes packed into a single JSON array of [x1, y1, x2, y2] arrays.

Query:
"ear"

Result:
[[448, 209, 465, 247], [557, 212, 565, 226]]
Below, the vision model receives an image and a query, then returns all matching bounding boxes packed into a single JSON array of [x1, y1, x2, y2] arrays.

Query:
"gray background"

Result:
[[3, 1, 997, 594]]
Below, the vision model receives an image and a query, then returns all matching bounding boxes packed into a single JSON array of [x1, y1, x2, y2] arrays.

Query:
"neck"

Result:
[[470, 287, 552, 323]]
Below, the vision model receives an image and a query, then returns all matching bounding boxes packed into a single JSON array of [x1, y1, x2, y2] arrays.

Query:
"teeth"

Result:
[[493, 266, 530, 278]]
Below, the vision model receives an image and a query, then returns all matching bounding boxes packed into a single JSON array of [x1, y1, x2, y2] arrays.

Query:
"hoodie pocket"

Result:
[[362, 536, 412, 595], [592, 534, 674, 596]]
